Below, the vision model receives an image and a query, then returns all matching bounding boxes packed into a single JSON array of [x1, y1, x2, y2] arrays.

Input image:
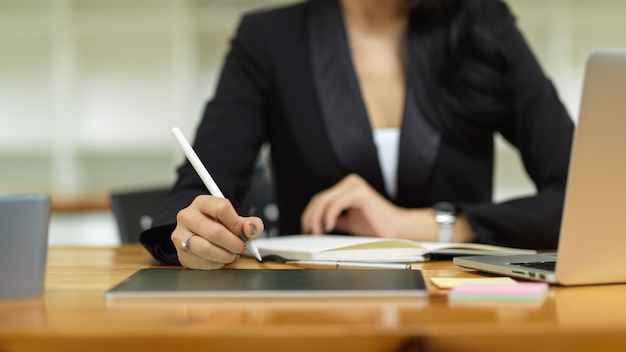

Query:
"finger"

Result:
[[301, 175, 354, 233], [171, 224, 239, 266], [196, 196, 267, 243], [306, 178, 354, 233], [180, 249, 231, 270], [334, 209, 366, 236], [194, 195, 243, 234], [302, 187, 349, 234], [180, 232, 240, 263], [181, 251, 232, 270], [301, 192, 331, 234], [302, 174, 374, 233], [321, 194, 352, 233], [176, 198, 246, 254], [196, 197, 266, 246], [240, 217, 264, 240]]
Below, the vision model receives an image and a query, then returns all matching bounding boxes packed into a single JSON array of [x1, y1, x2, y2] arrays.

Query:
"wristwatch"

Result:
[[431, 202, 457, 243]]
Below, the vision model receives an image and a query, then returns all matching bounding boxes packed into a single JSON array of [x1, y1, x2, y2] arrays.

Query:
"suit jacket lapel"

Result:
[[308, 0, 386, 195], [396, 83, 441, 206]]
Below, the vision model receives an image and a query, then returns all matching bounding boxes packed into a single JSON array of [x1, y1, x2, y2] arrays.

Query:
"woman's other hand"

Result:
[[300, 174, 428, 239]]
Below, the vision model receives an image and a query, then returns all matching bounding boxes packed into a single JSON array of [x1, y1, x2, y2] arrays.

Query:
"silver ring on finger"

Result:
[[181, 234, 196, 254]]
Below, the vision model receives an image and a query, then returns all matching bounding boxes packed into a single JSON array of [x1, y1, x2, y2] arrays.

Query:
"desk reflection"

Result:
[[556, 284, 626, 327], [0, 298, 47, 329]]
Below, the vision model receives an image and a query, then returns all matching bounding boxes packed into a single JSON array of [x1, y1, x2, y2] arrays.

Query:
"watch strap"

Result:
[[436, 219, 455, 243], [431, 202, 457, 243]]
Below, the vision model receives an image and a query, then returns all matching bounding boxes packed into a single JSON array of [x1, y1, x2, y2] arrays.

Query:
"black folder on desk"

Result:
[[105, 268, 427, 299]]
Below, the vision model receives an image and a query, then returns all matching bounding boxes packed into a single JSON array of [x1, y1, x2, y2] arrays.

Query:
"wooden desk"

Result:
[[1, 245, 625, 352]]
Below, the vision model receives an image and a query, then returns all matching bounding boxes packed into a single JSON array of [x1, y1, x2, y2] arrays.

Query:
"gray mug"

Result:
[[0, 194, 51, 300]]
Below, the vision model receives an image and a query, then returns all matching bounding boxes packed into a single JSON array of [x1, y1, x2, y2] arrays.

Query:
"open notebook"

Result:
[[244, 234, 535, 263]]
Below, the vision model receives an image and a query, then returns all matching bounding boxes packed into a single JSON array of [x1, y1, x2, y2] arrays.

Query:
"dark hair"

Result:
[[407, 0, 511, 150]]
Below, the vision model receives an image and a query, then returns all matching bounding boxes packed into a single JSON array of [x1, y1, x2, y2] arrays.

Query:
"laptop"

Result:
[[454, 49, 626, 285]]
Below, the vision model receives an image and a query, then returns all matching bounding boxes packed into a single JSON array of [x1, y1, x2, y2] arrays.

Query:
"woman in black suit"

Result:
[[140, 0, 574, 269]]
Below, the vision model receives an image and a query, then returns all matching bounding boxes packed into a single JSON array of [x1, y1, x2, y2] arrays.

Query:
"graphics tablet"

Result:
[[105, 268, 427, 299]]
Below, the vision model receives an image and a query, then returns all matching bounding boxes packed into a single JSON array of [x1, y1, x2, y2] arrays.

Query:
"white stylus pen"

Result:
[[171, 127, 263, 261]]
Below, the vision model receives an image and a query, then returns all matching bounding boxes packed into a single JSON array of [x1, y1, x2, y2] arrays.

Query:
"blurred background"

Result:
[[1, 0, 625, 246]]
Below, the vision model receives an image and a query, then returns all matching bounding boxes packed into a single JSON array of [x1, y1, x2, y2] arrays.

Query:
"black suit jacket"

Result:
[[141, 0, 574, 265]]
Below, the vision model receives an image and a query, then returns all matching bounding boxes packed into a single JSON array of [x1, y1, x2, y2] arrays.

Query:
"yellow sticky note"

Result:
[[431, 277, 517, 289]]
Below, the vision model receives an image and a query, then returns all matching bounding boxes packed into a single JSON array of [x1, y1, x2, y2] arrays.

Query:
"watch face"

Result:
[[433, 202, 456, 214]]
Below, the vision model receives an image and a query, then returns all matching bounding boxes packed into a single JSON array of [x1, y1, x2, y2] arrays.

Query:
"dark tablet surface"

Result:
[[105, 268, 427, 299]]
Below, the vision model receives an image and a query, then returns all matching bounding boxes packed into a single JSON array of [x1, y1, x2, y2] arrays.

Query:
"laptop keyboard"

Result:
[[509, 261, 556, 271]]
